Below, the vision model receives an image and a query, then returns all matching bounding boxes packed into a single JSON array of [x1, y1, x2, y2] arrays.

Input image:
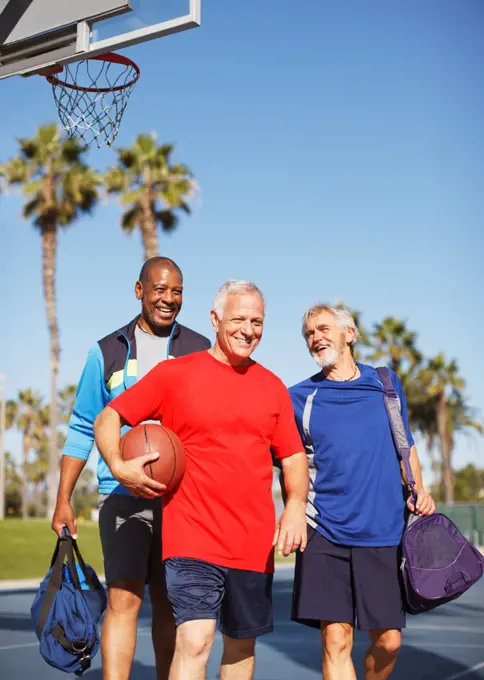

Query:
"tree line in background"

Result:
[[1, 124, 483, 518], [4, 385, 96, 519], [353, 315, 482, 503]]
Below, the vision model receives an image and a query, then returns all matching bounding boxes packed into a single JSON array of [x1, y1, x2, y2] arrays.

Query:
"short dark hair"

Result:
[[138, 257, 183, 284]]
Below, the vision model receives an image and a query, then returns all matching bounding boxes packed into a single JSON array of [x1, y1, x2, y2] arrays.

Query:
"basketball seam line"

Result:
[[143, 425, 154, 480], [163, 429, 178, 489]]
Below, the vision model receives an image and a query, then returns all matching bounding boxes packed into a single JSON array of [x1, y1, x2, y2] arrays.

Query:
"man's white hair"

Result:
[[302, 303, 360, 346], [213, 280, 265, 319]]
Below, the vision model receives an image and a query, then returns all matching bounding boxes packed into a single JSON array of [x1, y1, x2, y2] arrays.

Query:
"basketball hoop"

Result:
[[44, 53, 140, 149]]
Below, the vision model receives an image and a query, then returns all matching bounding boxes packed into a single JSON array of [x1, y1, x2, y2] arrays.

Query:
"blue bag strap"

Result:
[[38, 531, 95, 635], [62, 529, 95, 590], [376, 367, 417, 501], [38, 538, 77, 634]]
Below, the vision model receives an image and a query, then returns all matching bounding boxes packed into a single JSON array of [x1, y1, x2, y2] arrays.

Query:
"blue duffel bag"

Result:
[[31, 530, 107, 675]]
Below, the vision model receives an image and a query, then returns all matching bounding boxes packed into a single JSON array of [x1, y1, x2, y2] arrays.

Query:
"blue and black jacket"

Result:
[[63, 315, 211, 495]]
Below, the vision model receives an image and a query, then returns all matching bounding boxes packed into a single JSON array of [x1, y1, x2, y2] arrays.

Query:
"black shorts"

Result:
[[98, 494, 163, 585], [292, 526, 405, 631], [165, 557, 273, 639]]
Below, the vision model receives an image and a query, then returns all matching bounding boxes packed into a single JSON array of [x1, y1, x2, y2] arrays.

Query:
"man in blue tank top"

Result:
[[289, 303, 435, 680]]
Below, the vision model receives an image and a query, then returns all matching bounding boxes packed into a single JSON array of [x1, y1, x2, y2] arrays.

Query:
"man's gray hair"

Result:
[[302, 303, 360, 346], [213, 280, 265, 319]]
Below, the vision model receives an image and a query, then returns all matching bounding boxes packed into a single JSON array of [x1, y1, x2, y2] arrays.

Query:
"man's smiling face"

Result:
[[136, 265, 183, 332], [304, 309, 347, 369], [211, 293, 264, 365]]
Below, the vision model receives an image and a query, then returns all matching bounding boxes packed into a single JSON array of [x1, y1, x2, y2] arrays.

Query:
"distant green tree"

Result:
[[453, 464, 484, 503], [4, 452, 22, 517], [6, 389, 44, 518], [58, 384, 77, 423], [73, 468, 97, 520]]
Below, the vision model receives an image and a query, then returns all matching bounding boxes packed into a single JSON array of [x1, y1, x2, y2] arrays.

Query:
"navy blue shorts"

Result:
[[165, 557, 273, 639], [292, 526, 405, 631]]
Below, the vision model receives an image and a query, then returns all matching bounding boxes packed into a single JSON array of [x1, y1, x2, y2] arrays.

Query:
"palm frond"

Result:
[[156, 209, 178, 232], [121, 205, 141, 232]]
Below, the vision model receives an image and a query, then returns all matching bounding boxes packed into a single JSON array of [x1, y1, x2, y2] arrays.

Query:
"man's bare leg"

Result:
[[149, 579, 176, 680], [364, 629, 401, 680], [220, 636, 256, 680], [321, 621, 357, 680], [168, 619, 216, 680], [101, 581, 144, 680]]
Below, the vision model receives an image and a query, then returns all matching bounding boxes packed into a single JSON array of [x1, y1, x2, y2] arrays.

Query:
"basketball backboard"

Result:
[[0, 0, 200, 79]]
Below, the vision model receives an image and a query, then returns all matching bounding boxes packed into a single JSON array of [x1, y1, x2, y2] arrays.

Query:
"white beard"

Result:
[[313, 347, 339, 369]]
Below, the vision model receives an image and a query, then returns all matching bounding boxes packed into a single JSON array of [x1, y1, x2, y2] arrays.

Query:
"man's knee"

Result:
[[175, 621, 216, 660], [321, 622, 354, 661], [106, 581, 145, 616], [222, 635, 255, 661], [371, 629, 402, 657]]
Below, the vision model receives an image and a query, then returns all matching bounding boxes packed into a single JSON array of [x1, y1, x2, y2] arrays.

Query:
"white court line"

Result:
[[408, 624, 484, 634], [0, 642, 38, 651], [443, 661, 484, 680]]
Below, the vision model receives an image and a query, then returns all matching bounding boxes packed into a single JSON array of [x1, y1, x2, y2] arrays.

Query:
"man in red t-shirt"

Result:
[[94, 280, 309, 680]]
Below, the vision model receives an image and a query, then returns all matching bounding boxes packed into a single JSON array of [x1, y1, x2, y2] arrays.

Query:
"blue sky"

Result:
[[1, 0, 483, 481]]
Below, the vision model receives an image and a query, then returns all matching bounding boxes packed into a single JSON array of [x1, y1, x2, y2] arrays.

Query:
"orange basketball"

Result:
[[120, 423, 185, 493]]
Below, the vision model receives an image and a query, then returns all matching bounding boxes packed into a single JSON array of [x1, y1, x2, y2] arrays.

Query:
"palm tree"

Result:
[[29, 404, 52, 517], [6, 390, 44, 518], [58, 384, 77, 423], [4, 452, 22, 517], [419, 354, 466, 504], [368, 317, 423, 382], [105, 133, 196, 260], [1, 124, 101, 516]]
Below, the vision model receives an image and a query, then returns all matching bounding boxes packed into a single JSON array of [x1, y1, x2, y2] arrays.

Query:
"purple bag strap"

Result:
[[376, 367, 417, 502]]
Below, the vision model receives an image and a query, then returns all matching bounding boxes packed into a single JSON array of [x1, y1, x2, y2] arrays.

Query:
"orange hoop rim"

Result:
[[44, 52, 140, 94]]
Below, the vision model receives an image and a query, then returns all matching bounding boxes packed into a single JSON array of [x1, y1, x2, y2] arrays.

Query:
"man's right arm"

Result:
[[52, 344, 109, 537], [94, 406, 165, 497], [94, 361, 171, 497]]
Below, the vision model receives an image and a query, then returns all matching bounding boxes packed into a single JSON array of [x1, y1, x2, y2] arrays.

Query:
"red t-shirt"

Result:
[[110, 350, 303, 573]]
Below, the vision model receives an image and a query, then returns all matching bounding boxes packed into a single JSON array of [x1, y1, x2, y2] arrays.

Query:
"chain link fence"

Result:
[[437, 504, 484, 546]]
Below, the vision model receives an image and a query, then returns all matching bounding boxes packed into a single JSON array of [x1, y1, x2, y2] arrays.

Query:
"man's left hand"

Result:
[[407, 489, 436, 516], [273, 498, 307, 557]]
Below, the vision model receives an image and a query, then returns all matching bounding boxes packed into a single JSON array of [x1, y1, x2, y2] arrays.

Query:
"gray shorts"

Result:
[[98, 493, 163, 586]]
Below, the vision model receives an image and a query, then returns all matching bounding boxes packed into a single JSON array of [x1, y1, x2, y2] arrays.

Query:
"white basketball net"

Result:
[[47, 54, 140, 149]]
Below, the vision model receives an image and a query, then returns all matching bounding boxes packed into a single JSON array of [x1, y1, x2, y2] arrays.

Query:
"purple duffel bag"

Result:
[[377, 367, 484, 615], [400, 512, 483, 614]]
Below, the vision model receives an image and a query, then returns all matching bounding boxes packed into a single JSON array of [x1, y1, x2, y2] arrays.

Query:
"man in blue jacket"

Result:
[[51, 256, 211, 680], [289, 303, 435, 680]]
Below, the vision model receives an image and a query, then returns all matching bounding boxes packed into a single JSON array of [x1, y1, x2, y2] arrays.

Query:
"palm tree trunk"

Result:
[[21, 432, 29, 519], [42, 225, 60, 517], [437, 393, 454, 504], [140, 189, 158, 260]]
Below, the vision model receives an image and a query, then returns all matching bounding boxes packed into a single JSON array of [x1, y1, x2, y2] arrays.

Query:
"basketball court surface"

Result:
[[1, 568, 483, 680]]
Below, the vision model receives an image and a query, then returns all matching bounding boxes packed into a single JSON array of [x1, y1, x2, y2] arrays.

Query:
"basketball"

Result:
[[120, 423, 185, 493]]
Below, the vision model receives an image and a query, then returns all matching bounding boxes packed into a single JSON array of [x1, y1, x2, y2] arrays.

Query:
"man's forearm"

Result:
[[403, 445, 424, 492], [56, 456, 86, 503], [280, 452, 309, 504], [94, 407, 124, 474]]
